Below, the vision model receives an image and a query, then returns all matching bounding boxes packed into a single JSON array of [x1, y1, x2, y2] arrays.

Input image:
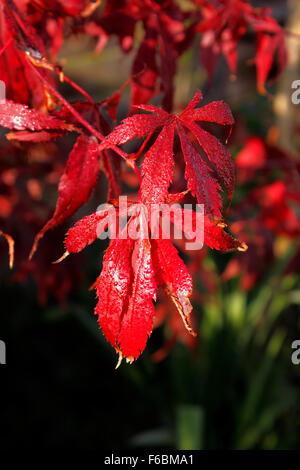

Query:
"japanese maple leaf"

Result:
[[198, 0, 248, 80], [98, 90, 235, 221], [59, 196, 245, 363]]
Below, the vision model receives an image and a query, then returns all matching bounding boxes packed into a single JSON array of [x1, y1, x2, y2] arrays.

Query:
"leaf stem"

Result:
[[27, 61, 130, 162], [0, 37, 12, 56], [54, 69, 95, 105]]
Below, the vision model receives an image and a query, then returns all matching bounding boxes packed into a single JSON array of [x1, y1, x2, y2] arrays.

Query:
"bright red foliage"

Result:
[[0, 101, 72, 131], [0, 0, 291, 365], [99, 91, 234, 220], [63, 193, 244, 361], [223, 138, 300, 290], [198, 0, 287, 92], [30, 134, 100, 258]]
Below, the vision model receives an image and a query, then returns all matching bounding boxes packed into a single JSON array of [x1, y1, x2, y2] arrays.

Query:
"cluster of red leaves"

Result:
[[197, 0, 287, 93], [0, 140, 83, 304], [86, 0, 287, 107], [1, 0, 286, 112], [223, 137, 300, 290], [57, 92, 245, 362], [0, 0, 291, 364]]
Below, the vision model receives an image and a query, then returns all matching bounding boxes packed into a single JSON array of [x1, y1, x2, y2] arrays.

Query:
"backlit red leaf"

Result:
[[95, 237, 133, 351], [65, 210, 109, 254], [30, 135, 100, 258], [177, 121, 222, 219], [117, 238, 157, 360], [151, 237, 195, 336], [98, 112, 168, 149], [140, 119, 175, 204]]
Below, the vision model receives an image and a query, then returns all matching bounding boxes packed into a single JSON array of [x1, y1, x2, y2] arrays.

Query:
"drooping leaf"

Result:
[[151, 237, 195, 336], [117, 238, 157, 360], [255, 30, 287, 94], [95, 237, 134, 351], [30, 134, 100, 258]]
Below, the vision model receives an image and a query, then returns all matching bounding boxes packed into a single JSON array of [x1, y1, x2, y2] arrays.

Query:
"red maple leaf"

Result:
[[99, 90, 235, 220], [60, 195, 245, 363]]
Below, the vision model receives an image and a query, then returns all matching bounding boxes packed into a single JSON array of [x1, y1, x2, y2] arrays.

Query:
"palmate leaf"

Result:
[[62, 199, 245, 362], [99, 90, 234, 219]]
